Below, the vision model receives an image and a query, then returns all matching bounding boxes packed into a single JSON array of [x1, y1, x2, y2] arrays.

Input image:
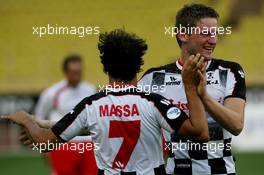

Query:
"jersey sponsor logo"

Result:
[[167, 107, 181, 120], [165, 76, 181, 86], [174, 101, 189, 111], [99, 104, 140, 117], [207, 79, 219, 85], [207, 72, 219, 85]]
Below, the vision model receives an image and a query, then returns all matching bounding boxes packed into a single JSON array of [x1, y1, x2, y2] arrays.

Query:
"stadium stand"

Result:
[[1, 0, 263, 94]]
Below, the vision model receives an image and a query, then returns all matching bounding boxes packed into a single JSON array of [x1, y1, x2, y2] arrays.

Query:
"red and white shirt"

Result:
[[35, 80, 97, 141], [35, 80, 97, 121]]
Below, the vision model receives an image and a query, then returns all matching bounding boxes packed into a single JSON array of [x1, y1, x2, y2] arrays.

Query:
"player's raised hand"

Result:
[[197, 61, 208, 98], [182, 53, 202, 88], [196, 56, 205, 71], [0, 111, 32, 126]]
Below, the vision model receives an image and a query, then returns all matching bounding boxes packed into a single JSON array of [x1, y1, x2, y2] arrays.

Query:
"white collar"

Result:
[[105, 85, 137, 92]]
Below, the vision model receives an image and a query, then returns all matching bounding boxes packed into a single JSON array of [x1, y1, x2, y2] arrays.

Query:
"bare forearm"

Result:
[[23, 117, 58, 144], [202, 95, 244, 135], [34, 117, 56, 129], [180, 55, 209, 141], [185, 87, 208, 138]]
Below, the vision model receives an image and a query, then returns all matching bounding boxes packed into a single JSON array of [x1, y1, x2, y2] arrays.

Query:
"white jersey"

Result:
[[35, 80, 97, 121], [139, 58, 246, 175], [35, 80, 97, 141], [51, 86, 188, 175]]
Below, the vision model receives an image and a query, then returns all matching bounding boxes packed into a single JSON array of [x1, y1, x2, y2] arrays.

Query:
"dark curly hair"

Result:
[[98, 29, 147, 82], [176, 3, 219, 46]]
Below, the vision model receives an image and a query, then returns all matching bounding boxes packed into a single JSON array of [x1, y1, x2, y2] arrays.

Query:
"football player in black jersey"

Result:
[[139, 3, 246, 175]]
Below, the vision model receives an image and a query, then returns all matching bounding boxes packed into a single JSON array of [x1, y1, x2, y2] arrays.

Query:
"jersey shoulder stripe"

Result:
[[208, 59, 246, 100], [141, 62, 179, 77], [51, 91, 107, 141], [207, 58, 244, 72]]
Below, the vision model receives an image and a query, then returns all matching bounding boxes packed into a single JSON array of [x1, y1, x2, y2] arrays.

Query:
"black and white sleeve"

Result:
[[148, 93, 188, 133], [225, 62, 246, 100], [51, 97, 89, 142]]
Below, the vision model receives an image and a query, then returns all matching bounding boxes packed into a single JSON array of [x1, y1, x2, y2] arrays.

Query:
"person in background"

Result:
[[35, 54, 97, 175]]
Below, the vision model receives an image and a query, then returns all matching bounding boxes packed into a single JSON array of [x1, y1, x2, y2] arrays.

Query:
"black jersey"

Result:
[[139, 58, 246, 175]]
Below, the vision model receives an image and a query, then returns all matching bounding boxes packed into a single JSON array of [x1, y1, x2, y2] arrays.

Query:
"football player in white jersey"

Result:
[[2, 29, 209, 175], [139, 4, 246, 175], [34, 54, 98, 175]]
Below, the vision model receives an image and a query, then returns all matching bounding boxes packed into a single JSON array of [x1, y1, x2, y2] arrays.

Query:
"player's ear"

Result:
[[177, 33, 189, 44]]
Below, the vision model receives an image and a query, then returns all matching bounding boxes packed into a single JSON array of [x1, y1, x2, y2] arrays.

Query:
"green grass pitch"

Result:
[[0, 152, 263, 175]]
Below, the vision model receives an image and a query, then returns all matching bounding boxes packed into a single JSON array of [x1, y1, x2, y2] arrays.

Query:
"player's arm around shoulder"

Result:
[[155, 88, 209, 142], [199, 61, 246, 136], [34, 117, 56, 129], [1, 111, 59, 146]]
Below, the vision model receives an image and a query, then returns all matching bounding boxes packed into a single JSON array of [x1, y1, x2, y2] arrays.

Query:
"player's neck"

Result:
[[67, 81, 80, 88], [180, 49, 191, 64], [108, 76, 137, 88]]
